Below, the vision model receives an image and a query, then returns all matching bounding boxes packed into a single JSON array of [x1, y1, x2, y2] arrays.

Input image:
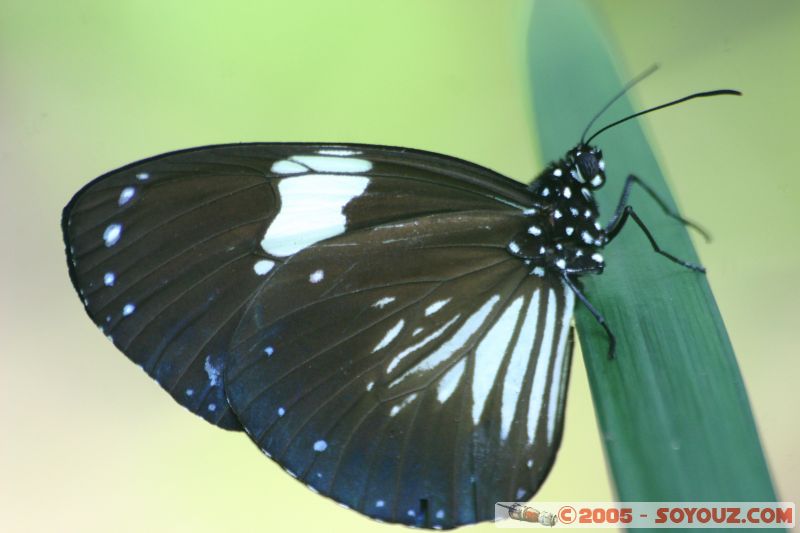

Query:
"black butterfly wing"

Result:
[[62, 143, 576, 528]]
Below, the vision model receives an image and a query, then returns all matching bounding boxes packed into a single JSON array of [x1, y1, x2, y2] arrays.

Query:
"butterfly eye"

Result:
[[578, 153, 605, 189]]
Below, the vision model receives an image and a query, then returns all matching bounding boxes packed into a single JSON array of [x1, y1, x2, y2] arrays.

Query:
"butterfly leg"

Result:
[[605, 205, 706, 273], [561, 274, 616, 359], [606, 174, 711, 242]]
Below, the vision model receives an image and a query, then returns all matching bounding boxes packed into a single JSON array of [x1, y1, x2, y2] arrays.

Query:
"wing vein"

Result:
[[116, 252, 251, 352]]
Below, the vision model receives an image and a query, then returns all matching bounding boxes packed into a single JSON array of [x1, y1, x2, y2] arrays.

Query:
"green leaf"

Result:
[[528, 0, 777, 502]]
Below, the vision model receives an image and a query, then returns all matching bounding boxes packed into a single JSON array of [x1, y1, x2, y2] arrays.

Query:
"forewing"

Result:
[[225, 211, 576, 528], [62, 143, 533, 430]]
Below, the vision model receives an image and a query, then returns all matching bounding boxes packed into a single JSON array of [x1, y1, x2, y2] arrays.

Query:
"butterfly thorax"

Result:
[[507, 145, 608, 278]]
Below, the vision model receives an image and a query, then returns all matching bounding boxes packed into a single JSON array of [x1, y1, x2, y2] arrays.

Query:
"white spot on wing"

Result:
[[271, 160, 308, 174], [500, 292, 541, 440], [253, 259, 275, 276], [425, 298, 451, 316], [372, 319, 404, 353], [103, 272, 116, 287], [471, 296, 524, 424], [118, 187, 135, 206], [317, 149, 358, 156], [204, 355, 221, 387], [290, 155, 372, 173], [527, 289, 559, 444], [135, 172, 149, 181], [372, 296, 395, 309], [103, 224, 122, 247], [122, 303, 136, 316], [313, 439, 328, 452], [436, 359, 466, 403], [261, 175, 369, 256], [389, 393, 417, 416], [309, 269, 324, 283]]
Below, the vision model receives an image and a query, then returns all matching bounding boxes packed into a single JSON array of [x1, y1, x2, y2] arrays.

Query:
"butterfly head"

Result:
[[566, 145, 606, 190]]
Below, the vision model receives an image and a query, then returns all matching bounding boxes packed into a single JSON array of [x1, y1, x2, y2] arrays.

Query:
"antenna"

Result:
[[584, 89, 742, 145], [579, 64, 660, 145]]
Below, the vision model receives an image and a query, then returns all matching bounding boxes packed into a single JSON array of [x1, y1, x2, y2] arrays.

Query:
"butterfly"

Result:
[[61, 73, 738, 528]]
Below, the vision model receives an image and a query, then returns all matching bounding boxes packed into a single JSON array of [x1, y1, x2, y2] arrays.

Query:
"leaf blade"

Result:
[[528, 0, 777, 501]]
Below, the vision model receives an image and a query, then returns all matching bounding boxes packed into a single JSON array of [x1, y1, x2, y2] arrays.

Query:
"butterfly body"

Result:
[[510, 146, 607, 279]]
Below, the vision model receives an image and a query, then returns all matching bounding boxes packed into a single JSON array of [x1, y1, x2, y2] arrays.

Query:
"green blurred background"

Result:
[[1, 1, 797, 531]]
